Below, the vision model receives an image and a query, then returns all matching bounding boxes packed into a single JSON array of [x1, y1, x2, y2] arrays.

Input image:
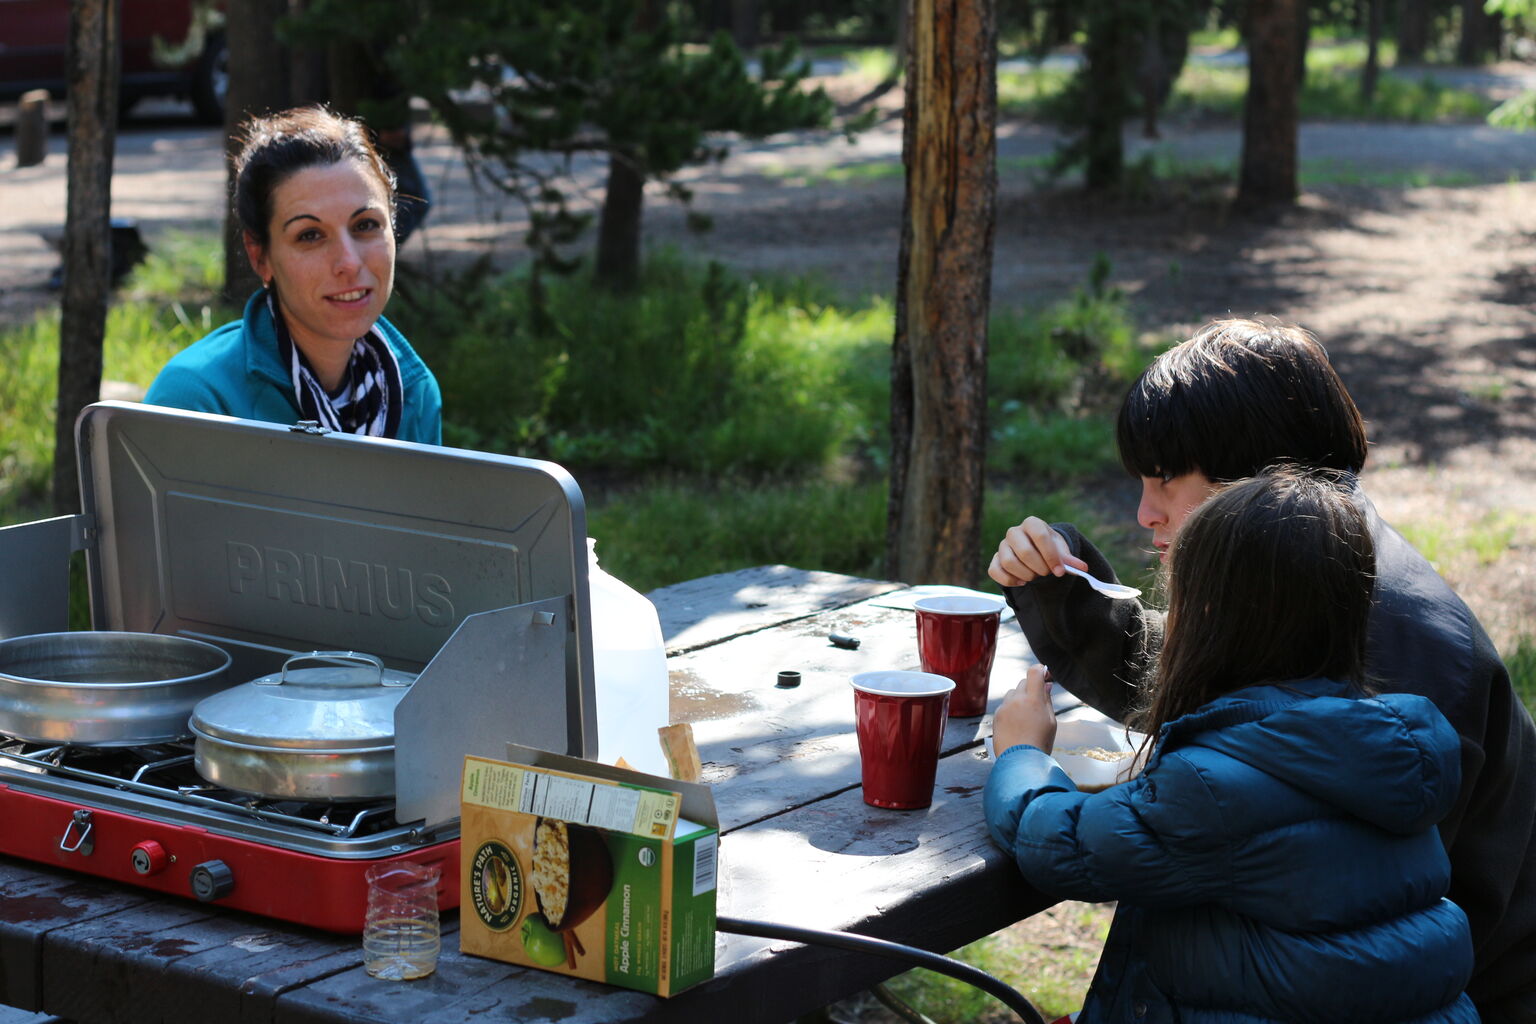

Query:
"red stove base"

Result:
[[0, 782, 460, 934]]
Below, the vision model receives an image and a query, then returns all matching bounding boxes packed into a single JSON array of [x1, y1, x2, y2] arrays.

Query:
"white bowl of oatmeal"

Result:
[[1051, 706, 1149, 793]]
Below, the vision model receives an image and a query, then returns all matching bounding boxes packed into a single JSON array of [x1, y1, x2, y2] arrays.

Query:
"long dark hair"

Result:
[[1117, 318, 1369, 483], [1138, 466, 1376, 740], [232, 106, 396, 246]]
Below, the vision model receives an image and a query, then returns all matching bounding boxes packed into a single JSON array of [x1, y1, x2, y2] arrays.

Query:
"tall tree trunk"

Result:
[[221, 0, 291, 305], [886, 0, 997, 586], [593, 0, 659, 291], [326, 39, 373, 114], [1136, 21, 1167, 140], [1294, 0, 1310, 87], [730, 0, 760, 51], [1237, 0, 1300, 211], [1138, 0, 1205, 140], [287, 0, 329, 106], [1361, 0, 1382, 103], [594, 153, 645, 291], [1082, 2, 1129, 191], [1397, 0, 1430, 63], [1457, 0, 1499, 65], [53, 0, 120, 515]]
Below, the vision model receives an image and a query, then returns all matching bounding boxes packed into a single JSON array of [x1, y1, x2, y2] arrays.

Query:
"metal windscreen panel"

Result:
[[0, 516, 78, 640], [394, 597, 569, 827]]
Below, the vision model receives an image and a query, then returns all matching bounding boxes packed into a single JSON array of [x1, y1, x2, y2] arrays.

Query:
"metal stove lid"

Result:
[[190, 652, 415, 750], [62, 403, 597, 824]]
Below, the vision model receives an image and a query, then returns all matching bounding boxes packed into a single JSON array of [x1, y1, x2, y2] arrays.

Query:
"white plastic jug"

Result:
[[586, 538, 672, 777]]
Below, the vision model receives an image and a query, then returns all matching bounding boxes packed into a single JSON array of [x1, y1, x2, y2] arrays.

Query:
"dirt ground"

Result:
[[4, 78, 1535, 1022]]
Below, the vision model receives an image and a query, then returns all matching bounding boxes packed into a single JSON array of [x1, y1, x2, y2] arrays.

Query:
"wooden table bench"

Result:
[[0, 567, 1057, 1024]]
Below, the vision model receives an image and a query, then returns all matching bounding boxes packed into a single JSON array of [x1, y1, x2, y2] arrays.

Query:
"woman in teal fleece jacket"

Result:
[[985, 468, 1478, 1023], [145, 106, 441, 444]]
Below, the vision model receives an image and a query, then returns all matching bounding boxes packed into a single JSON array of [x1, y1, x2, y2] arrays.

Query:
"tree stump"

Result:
[[16, 90, 49, 168]]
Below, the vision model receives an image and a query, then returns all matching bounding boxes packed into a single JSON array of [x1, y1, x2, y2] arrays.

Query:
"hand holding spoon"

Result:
[[1060, 563, 1142, 600]]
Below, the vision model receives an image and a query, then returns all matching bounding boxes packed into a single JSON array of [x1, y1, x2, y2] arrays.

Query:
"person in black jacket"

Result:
[[988, 317, 1536, 1024]]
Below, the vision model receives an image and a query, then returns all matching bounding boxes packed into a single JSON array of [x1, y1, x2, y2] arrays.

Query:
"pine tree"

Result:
[[288, 0, 836, 289]]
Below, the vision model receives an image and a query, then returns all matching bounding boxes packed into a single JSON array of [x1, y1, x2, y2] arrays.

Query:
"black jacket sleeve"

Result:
[[1001, 524, 1161, 724]]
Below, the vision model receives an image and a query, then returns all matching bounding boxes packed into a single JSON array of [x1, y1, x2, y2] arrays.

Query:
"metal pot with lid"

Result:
[[189, 651, 416, 802]]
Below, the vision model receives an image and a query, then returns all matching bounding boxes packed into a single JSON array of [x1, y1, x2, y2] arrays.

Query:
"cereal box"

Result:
[[459, 745, 719, 996]]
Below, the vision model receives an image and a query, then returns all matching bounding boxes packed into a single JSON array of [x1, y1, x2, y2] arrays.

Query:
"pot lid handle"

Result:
[[259, 651, 405, 687]]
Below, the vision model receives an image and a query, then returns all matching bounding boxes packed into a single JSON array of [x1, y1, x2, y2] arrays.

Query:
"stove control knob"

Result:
[[190, 860, 235, 902], [130, 841, 168, 876]]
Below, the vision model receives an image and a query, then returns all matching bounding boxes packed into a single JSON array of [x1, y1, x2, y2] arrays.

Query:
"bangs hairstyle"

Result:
[[1140, 466, 1376, 738], [1116, 319, 1368, 482], [233, 106, 396, 246]]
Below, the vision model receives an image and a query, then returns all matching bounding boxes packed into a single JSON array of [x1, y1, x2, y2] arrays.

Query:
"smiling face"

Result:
[[244, 159, 395, 386], [1137, 470, 1219, 560]]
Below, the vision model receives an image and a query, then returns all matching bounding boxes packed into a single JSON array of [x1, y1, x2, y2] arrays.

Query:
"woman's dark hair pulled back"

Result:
[[1116, 318, 1369, 483], [233, 106, 395, 246], [1139, 465, 1376, 739]]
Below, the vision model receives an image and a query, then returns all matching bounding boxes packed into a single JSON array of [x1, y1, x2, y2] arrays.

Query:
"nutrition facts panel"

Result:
[[462, 756, 681, 837]]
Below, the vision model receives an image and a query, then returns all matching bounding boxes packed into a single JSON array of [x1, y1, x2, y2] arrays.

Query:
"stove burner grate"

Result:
[[0, 737, 398, 839]]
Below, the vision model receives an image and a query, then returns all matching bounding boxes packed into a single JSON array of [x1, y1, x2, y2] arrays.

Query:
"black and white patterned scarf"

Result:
[[266, 289, 403, 437]]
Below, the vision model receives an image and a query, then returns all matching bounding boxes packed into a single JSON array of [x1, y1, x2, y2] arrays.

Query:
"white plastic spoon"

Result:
[[1060, 563, 1142, 600]]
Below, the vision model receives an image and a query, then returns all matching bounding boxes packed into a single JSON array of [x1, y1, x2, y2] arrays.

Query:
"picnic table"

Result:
[[0, 566, 1060, 1024]]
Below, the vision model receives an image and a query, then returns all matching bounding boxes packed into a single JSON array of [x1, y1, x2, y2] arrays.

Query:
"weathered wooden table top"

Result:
[[0, 567, 1057, 1024]]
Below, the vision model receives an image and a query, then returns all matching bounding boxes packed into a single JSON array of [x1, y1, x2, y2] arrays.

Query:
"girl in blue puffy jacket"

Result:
[[984, 466, 1479, 1024]]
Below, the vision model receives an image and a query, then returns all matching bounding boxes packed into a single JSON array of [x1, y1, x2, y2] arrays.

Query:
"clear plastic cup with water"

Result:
[[363, 860, 441, 980]]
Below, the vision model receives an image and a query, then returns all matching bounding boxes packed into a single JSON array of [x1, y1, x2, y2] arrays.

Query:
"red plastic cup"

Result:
[[913, 595, 1006, 718], [850, 670, 956, 809]]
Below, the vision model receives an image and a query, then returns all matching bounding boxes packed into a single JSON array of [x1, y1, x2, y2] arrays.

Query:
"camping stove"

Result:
[[0, 403, 597, 933], [0, 735, 461, 932]]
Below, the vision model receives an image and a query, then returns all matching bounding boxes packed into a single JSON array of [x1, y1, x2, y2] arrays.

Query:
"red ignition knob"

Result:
[[130, 840, 169, 876]]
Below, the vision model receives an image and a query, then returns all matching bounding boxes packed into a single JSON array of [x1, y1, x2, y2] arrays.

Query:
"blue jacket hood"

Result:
[[1156, 679, 1462, 835]]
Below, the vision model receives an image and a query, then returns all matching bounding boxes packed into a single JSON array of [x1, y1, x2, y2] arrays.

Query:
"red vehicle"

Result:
[[0, 0, 227, 122]]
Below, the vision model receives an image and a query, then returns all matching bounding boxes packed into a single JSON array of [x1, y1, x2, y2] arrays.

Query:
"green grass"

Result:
[[1391, 509, 1536, 720], [1510, 636, 1536, 716], [1188, 27, 1241, 52], [0, 234, 233, 516], [120, 227, 225, 302], [998, 66, 1076, 120], [1167, 62, 1493, 123], [1395, 510, 1528, 569], [390, 254, 889, 478], [393, 248, 1142, 485], [1303, 69, 1494, 122], [845, 46, 899, 83], [1305, 39, 1391, 72], [1300, 160, 1486, 188], [764, 159, 905, 186], [588, 478, 888, 592], [998, 44, 1493, 126], [586, 470, 1142, 598], [1107, 149, 1500, 191], [881, 902, 1114, 1022], [766, 154, 1055, 188]]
